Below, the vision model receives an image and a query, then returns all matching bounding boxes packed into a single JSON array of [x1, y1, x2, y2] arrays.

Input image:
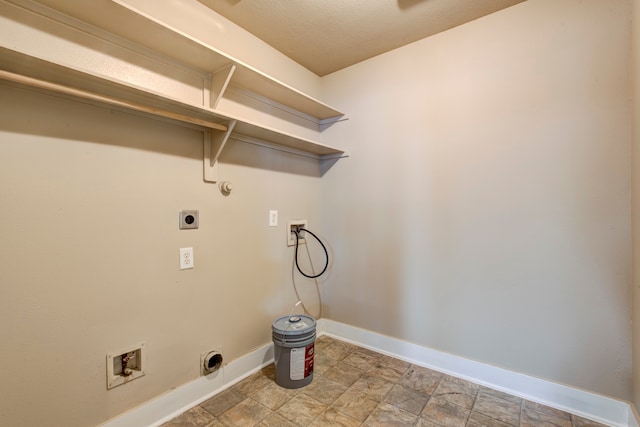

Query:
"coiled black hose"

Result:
[[293, 227, 329, 278]]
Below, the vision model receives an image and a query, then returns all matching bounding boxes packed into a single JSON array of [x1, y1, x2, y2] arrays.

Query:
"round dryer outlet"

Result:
[[201, 349, 223, 375]]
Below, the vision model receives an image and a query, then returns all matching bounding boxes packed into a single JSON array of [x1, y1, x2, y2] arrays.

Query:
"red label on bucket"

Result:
[[305, 343, 314, 378], [290, 343, 314, 381]]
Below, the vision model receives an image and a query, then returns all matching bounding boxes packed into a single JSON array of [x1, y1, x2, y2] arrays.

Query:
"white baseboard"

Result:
[[100, 318, 639, 427], [320, 318, 636, 427], [628, 404, 640, 427], [99, 343, 274, 427]]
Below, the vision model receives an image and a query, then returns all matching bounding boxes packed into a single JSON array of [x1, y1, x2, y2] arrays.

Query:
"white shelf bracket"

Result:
[[204, 120, 237, 183], [209, 64, 236, 109]]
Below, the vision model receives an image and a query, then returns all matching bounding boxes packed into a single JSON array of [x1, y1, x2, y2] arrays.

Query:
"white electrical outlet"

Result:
[[180, 247, 194, 270], [269, 210, 278, 227]]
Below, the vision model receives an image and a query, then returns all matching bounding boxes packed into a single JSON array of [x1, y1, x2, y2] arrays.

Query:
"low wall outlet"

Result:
[[287, 220, 308, 246], [106, 342, 146, 390]]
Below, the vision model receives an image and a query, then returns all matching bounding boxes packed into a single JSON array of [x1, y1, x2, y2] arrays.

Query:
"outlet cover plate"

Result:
[[179, 210, 199, 229], [269, 210, 278, 227], [180, 247, 194, 269]]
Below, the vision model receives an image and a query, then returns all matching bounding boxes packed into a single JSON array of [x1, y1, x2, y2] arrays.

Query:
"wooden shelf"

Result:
[[0, 47, 230, 129], [0, 0, 347, 161], [24, 0, 345, 121], [108, 0, 346, 121], [0, 48, 347, 159]]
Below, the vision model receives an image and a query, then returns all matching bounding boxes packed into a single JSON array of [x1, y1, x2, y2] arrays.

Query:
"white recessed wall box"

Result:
[[106, 342, 146, 389]]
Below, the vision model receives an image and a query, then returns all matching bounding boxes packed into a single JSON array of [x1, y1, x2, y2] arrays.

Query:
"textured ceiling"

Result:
[[197, 0, 526, 76]]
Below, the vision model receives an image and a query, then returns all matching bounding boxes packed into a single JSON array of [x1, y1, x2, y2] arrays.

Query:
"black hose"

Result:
[[293, 227, 329, 278]]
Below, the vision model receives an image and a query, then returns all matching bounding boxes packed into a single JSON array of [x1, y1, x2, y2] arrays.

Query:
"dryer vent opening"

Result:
[[202, 351, 223, 375]]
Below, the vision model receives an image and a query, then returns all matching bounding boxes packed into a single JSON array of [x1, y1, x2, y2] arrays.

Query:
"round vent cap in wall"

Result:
[[201, 350, 223, 375]]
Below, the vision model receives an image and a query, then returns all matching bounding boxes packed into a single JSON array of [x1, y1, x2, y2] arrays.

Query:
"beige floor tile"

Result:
[[421, 398, 471, 427], [314, 335, 335, 349], [276, 393, 327, 425], [300, 375, 347, 405], [216, 398, 272, 427], [313, 351, 339, 374], [442, 375, 481, 393], [472, 392, 521, 426], [309, 407, 361, 427], [415, 416, 441, 427], [353, 346, 383, 359], [200, 388, 246, 417], [369, 357, 410, 382], [349, 372, 395, 401], [400, 365, 443, 395], [343, 350, 380, 371], [572, 415, 610, 427], [521, 407, 571, 427], [162, 406, 216, 427], [313, 337, 357, 374], [522, 400, 571, 421], [467, 410, 514, 427], [383, 383, 430, 415], [251, 382, 300, 410], [330, 339, 359, 354], [432, 378, 478, 410], [479, 386, 522, 405], [322, 342, 354, 362], [260, 364, 277, 381], [234, 371, 274, 396], [377, 354, 411, 370], [331, 387, 380, 422], [362, 401, 418, 426], [255, 412, 298, 427], [323, 362, 365, 387]]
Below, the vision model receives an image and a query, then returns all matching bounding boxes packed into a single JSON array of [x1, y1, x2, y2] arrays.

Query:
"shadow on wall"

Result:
[[220, 138, 323, 178], [0, 83, 202, 158], [0, 83, 325, 179]]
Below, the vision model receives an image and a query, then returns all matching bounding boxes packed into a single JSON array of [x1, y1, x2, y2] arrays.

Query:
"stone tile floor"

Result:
[[161, 336, 608, 427]]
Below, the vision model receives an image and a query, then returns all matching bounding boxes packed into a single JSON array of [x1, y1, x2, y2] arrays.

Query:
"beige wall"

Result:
[[632, 0, 640, 411], [0, 0, 637, 425], [321, 0, 632, 399], [0, 85, 323, 426]]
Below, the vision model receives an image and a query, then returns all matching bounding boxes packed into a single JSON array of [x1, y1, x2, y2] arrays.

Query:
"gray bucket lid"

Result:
[[272, 314, 316, 335]]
